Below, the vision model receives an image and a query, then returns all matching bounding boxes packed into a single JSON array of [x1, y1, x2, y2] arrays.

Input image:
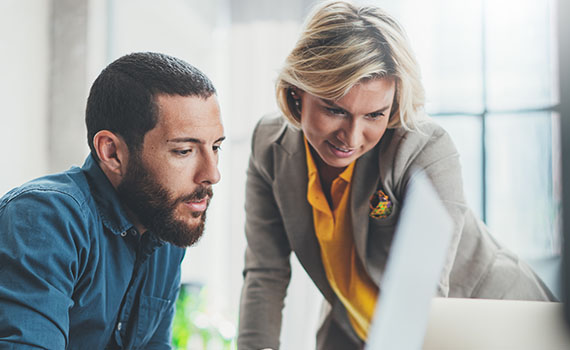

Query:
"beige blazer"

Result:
[[238, 114, 554, 350]]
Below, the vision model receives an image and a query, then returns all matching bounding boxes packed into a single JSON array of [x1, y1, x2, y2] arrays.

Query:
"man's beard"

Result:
[[116, 154, 212, 248]]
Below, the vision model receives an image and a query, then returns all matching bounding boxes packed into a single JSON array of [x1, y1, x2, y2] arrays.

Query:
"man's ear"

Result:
[[92, 130, 129, 182]]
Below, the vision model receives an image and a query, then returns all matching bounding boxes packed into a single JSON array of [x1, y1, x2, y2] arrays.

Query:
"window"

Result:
[[378, 0, 561, 263]]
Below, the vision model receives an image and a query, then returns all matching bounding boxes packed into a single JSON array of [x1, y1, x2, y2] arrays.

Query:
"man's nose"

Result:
[[195, 151, 221, 185]]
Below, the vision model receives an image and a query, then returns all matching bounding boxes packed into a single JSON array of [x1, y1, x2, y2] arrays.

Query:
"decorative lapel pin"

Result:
[[369, 189, 392, 219]]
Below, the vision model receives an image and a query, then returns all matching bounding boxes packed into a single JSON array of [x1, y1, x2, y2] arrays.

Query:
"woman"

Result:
[[238, 1, 554, 349]]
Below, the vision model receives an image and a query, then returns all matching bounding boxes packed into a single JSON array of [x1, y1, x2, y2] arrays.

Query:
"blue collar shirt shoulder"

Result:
[[82, 154, 136, 236], [0, 155, 185, 349]]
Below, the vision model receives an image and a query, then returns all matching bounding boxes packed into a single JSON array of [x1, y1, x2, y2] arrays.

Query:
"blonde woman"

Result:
[[238, 1, 554, 349]]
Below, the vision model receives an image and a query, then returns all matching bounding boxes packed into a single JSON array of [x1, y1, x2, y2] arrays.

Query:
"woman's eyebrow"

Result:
[[320, 98, 391, 114]]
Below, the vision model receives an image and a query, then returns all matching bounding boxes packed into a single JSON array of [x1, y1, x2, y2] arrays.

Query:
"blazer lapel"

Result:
[[350, 143, 381, 277], [272, 125, 335, 301]]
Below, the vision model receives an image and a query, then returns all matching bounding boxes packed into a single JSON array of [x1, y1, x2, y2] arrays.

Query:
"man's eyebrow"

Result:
[[167, 136, 226, 144], [167, 137, 203, 144], [321, 99, 391, 113]]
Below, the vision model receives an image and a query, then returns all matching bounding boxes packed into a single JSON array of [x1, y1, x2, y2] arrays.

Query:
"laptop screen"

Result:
[[365, 171, 453, 349]]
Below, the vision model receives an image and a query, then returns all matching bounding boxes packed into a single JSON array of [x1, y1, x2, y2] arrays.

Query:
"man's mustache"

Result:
[[176, 186, 213, 204]]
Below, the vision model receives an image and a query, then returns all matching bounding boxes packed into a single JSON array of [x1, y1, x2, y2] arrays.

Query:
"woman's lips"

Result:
[[184, 197, 209, 212], [326, 140, 356, 158]]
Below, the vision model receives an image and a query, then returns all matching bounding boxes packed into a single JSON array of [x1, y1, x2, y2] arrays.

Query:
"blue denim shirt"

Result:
[[0, 155, 186, 349]]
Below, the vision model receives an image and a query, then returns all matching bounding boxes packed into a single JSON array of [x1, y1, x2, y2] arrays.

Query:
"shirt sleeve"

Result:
[[0, 189, 88, 349]]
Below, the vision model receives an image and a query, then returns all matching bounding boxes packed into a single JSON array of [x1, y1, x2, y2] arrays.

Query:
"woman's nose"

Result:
[[337, 118, 361, 148]]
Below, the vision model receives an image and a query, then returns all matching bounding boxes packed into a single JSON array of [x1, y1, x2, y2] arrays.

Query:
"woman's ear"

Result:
[[291, 86, 303, 96], [92, 130, 129, 181], [289, 87, 304, 117]]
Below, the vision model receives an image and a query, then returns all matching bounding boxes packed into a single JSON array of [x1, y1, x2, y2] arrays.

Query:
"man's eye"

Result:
[[174, 149, 192, 156], [213, 145, 222, 152]]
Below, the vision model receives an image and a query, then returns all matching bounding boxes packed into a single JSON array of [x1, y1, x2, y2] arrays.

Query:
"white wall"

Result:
[[0, 0, 50, 195]]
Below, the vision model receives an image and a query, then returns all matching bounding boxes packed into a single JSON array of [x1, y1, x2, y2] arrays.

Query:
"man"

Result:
[[0, 52, 225, 349]]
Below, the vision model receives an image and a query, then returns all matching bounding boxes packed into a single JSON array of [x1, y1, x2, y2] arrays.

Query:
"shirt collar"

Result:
[[81, 155, 135, 236]]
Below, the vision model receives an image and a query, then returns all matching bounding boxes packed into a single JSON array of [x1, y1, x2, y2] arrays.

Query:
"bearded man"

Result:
[[0, 52, 225, 349]]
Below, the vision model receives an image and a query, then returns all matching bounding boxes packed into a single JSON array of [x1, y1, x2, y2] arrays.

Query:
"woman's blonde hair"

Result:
[[276, 0, 425, 130]]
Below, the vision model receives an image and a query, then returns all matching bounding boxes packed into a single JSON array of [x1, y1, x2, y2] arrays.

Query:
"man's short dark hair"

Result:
[[86, 52, 216, 161]]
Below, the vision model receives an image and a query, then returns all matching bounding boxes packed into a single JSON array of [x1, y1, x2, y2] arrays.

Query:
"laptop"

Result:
[[365, 170, 453, 349], [422, 297, 570, 350]]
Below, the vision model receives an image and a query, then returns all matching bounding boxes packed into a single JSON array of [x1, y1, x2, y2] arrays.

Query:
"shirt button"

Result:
[[120, 231, 127, 237], [117, 322, 122, 331]]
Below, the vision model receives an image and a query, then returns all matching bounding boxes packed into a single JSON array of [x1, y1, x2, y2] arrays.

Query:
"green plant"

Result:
[[171, 283, 236, 350]]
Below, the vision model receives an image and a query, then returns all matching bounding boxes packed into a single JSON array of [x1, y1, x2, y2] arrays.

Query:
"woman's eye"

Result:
[[367, 112, 385, 119], [326, 107, 346, 116]]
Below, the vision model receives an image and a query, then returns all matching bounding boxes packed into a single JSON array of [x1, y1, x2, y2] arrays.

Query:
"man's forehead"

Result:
[[149, 94, 223, 140], [156, 94, 221, 124]]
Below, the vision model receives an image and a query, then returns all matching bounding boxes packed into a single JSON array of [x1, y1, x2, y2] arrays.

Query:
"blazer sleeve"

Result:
[[385, 121, 469, 297], [237, 118, 293, 350]]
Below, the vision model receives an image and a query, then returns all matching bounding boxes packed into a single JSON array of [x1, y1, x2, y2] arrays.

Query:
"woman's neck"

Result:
[[313, 150, 346, 206]]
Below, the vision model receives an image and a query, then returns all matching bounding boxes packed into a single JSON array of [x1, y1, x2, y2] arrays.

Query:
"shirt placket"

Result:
[[112, 228, 145, 348], [112, 229, 163, 349]]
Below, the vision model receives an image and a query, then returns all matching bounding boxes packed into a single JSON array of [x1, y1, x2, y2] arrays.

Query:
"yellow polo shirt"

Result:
[[304, 138, 379, 340]]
